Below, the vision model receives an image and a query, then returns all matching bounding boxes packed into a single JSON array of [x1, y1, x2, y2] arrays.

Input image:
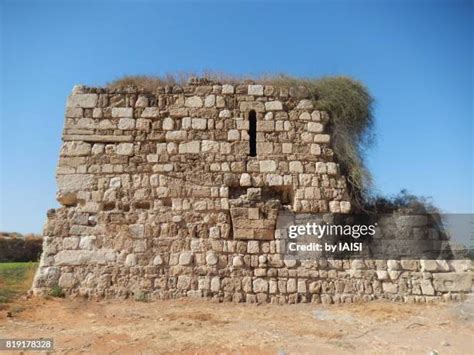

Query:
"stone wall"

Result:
[[32, 80, 472, 303]]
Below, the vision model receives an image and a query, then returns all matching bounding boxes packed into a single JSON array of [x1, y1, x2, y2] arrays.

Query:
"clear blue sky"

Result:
[[0, 0, 472, 234]]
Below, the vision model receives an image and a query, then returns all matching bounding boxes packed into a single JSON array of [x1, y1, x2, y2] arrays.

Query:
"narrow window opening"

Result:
[[248, 110, 257, 157]]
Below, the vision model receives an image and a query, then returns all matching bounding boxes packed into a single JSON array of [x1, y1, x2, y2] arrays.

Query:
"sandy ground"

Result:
[[0, 295, 473, 354]]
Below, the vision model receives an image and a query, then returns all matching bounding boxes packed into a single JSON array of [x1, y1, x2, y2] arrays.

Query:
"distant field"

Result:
[[0, 262, 38, 303]]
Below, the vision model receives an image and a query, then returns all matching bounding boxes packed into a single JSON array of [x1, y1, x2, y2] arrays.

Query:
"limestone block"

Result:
[[66, 107, 83, 118], [165, 131, 187, 141], [133, 240, 146, 253], [265, 101, 283, 111], [297, 280, 307, 293], [233, 256, 244, 268], [162, 117, 174, 130], [260, 160, 277, 172], [67, 94, 98, 108], [118, 118, 135, 130], [177, 275, 191, 290], [420, 280, 435, 295], [112, 107, 133, 118], [210, 277, 220, 292], [326, 162, 338, 175], [153, 255, 163, 266], [329, 201, 341, 213], [240, 173, 252, 187], [248, 85, 264, 96], [192, 118, 207, 130], [79, 236, 95, 250], [179, 141, 200, 154], [136, 119, 151, 131], [307, 122, 324, 133], [240, 101, 265, 113], [63, 237, 79, 250], [420, 260, 439, 272], [299, 112, 311, 120], [449, 260, 472, 272], [401, 260, 419, 271], [382, 282, 398, 294], [216, 96, 225, 108], [433, 273, 472, 292], [257, 142, 273, 155], [58, 273, 75, 288], [314, 134, 331, 144], [316, 162, 327, 174], [206, 252, 218, 266], [297, 99, 314, 109], [266, 174, 283, 186], [253, 278, 268, 293], [55, 250, 116, 266], [204, 95, 215, 107], [222, 84, 234, 94], [209, 226, 220, 238], [185, 96, 203, 108], [202, 140, 220, 153], [198, 277, 210, 290], [282, 143, 292, 154], [248, 241, 259, 254], [289, 161, 303, 173], [141, 107, 160, 118], [61, 142, 91, 156], [129, 224, 144, 238], [219, 109, 231, 118], [116, 143, 134, 156], [340, 201, 351, 213], [311, 111, 321, 121], [257, 121, 274, 132], [57, 174, 94, 193], [156, 143, 167, 154], [310, 144, 321, 155], [227, 130, 240, 141], [287, 279, 297, 293], [135, 96, 149, 107], [179, 251, 193, 266]]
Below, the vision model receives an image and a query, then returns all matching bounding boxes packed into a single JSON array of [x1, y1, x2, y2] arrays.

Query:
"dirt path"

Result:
[[0, 296, 472, 354]]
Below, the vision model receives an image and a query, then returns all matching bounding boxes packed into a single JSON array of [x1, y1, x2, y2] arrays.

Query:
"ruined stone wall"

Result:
[[32, 81, 472, 303]]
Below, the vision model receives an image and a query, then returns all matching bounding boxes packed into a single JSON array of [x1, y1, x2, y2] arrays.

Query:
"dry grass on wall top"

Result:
[[108, 74, 375, 203]]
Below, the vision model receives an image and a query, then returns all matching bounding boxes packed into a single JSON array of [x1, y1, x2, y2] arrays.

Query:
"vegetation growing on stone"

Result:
[[108, 73, 375, 203]]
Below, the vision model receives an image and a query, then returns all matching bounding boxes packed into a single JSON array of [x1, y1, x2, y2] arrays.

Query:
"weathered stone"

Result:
[[116, 143, 134, 156], [248, 85, 263, 96], [265, 101, 283, 111], [253, 278, 268, 293], [433, 273, 472, 292], [67, 94, 98, 108], [61, 142, 91, 156], [112, 107, 133, 118], [185, 96, 203, 108], [179, 251, 193, 266]]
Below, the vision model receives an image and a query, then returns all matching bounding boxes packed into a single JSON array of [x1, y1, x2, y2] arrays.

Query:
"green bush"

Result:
[[49, 284, 65, 298], [364, 189, 439, 214]]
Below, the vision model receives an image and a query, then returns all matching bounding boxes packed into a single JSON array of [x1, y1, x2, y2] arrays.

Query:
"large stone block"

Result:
[[57, 174, 94, 193], [60, 142, 91, 157], [248, 85, 264, 96], [433, 272, 472, 292], [67, 94, 98, 108], [185, 96, 203, 108]]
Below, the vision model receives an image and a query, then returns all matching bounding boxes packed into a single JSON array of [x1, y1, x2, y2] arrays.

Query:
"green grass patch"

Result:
[[0, 262, 38, 303]]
